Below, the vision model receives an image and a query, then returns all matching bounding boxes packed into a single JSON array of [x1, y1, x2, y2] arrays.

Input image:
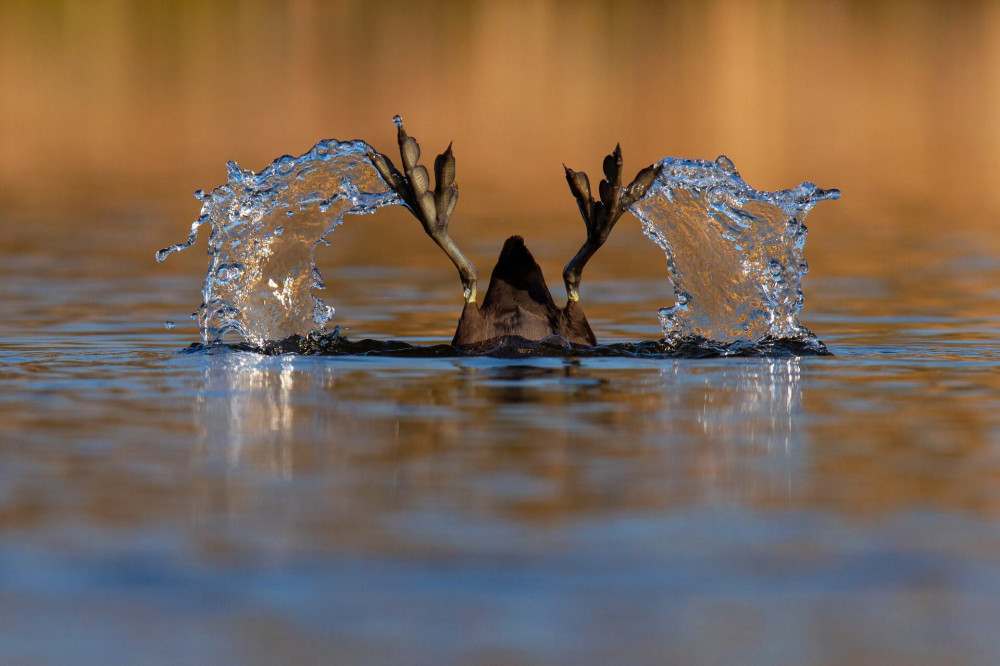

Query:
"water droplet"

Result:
[[273, 226, 284, 236], [707, 186, 727, 206], [392, 114, 403, 127], [714, 155, 737, 174], [285, 210, 294, 218], [193, 189, 205, 201], [311, 268, 327, 290], [319, 199, 332, 212], [215, 263, 244, 284], [164, 321, 175, 329], [793, 182, 817, 201], [226, 161, 244, 182], [313, 303, 335, 326], [276, 156, 296, 175], [767, 259, 785, 280]]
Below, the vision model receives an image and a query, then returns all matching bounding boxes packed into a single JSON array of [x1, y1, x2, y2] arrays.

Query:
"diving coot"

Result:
[[368, 121, 660, 347]]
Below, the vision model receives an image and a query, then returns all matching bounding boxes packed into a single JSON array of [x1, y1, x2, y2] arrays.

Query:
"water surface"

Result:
[[3, 206, 1000, 664]]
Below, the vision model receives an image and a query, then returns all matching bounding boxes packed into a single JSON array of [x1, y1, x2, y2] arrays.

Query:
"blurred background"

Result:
[[2, 0, 997, 323]]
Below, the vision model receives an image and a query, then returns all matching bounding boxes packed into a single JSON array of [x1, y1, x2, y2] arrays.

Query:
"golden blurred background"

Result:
[[1, 0, 997, 287]]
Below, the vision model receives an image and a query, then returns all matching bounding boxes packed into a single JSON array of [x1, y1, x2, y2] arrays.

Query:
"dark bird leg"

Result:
[[562, 146, 662, 302], [367, 119, 478, 302]]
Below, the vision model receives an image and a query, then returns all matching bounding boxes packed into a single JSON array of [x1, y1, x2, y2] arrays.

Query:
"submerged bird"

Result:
[[368, 121, 661, 347]]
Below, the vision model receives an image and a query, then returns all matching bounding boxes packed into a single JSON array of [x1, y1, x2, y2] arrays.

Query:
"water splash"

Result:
[[160, 134, 836, 356], [157, 139, 399, 346], [629, 156, 839, 348]]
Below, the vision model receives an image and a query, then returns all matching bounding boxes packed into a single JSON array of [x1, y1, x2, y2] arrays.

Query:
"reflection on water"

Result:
[[199, 353, 304, 477], [197, 350, 806, 517], [6, 320, 1000, 662]]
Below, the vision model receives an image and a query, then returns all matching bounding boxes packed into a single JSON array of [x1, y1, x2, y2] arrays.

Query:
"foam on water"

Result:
[[157, 139, 399, 345], [629, 156, 839, 348]]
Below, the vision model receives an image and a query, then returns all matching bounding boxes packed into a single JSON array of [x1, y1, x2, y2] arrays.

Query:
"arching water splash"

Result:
[[629, 156, 839, 350], [160, 136, 836, 357], [157, 139, 399, 346]]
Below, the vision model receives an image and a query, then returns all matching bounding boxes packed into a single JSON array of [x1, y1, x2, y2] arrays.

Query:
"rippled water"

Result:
[[4, 205, 1000, 664]]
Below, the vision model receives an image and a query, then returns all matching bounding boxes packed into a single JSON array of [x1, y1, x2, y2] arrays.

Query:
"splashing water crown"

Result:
[[158, 117, 838, 353]]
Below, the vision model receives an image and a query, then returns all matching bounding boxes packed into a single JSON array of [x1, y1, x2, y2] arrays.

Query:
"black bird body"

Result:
[[453, 236, 596, 346]]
